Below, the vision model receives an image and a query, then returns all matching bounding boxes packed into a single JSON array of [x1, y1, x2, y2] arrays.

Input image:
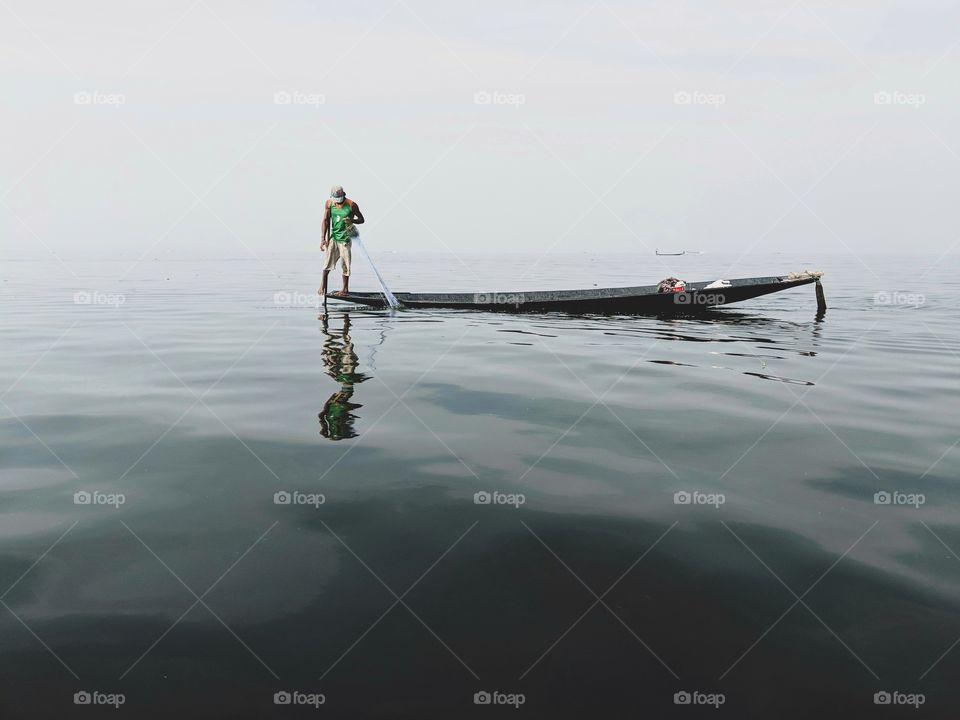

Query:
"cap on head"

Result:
[[330, 185, 345, 202]]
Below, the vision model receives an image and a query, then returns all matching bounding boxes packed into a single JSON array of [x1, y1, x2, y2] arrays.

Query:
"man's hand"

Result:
[[321, 240, 328, 251]]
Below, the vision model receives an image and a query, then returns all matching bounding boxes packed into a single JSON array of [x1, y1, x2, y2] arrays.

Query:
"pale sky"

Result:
[[2, 0, 958, 260]]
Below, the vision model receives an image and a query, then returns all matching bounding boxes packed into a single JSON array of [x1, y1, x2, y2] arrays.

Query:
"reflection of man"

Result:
[[318, 313, 368, 441]]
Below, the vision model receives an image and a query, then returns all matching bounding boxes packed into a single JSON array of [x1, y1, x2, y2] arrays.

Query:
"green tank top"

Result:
[[329, 201, 355, 244]]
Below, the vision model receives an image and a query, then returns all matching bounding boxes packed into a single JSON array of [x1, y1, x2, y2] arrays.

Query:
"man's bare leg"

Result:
[[318, 270, 330, 296], [332, 274, 349, 296]]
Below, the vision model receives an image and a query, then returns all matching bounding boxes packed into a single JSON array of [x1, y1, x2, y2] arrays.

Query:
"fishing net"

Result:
[[353, 235, 401, 309]]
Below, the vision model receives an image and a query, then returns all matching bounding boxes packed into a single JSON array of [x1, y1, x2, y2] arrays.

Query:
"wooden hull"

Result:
[[326, 275, 819, 314]]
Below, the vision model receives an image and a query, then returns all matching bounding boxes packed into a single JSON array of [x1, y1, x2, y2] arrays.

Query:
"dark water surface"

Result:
[[2, 253, 958, 717]]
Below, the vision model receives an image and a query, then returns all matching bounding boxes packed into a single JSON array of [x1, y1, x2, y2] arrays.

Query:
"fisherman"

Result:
[[319, 185, 365, 297]]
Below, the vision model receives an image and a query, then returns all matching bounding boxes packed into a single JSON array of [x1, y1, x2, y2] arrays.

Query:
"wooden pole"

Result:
[[815, 279, 827, 313]]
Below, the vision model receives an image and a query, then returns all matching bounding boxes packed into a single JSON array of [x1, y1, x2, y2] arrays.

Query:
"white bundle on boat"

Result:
[[785, 270, 824, 281]]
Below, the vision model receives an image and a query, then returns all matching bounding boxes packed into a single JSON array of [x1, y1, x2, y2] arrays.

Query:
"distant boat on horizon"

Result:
[[655, 249, 685, 256]]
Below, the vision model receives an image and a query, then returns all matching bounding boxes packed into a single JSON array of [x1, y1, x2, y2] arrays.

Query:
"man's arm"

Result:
[[321, 201, 330, 248], [350, 202, 364, 224]]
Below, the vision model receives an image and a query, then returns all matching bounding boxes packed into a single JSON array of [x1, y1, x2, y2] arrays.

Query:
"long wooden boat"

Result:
[[326, 273, 823, 314]]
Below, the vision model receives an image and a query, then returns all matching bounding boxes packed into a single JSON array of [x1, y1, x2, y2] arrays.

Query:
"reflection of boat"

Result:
[[328, 273, 824, 314], [656, 249, 684, 256], [318, 313, 368, 441]]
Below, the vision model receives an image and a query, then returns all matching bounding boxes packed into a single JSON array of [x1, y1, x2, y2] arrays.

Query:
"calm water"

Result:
[[2, 252, 958, 718]]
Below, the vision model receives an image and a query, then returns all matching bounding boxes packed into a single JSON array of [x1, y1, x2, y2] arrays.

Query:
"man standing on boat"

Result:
[[319, 185, 364, 297]]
